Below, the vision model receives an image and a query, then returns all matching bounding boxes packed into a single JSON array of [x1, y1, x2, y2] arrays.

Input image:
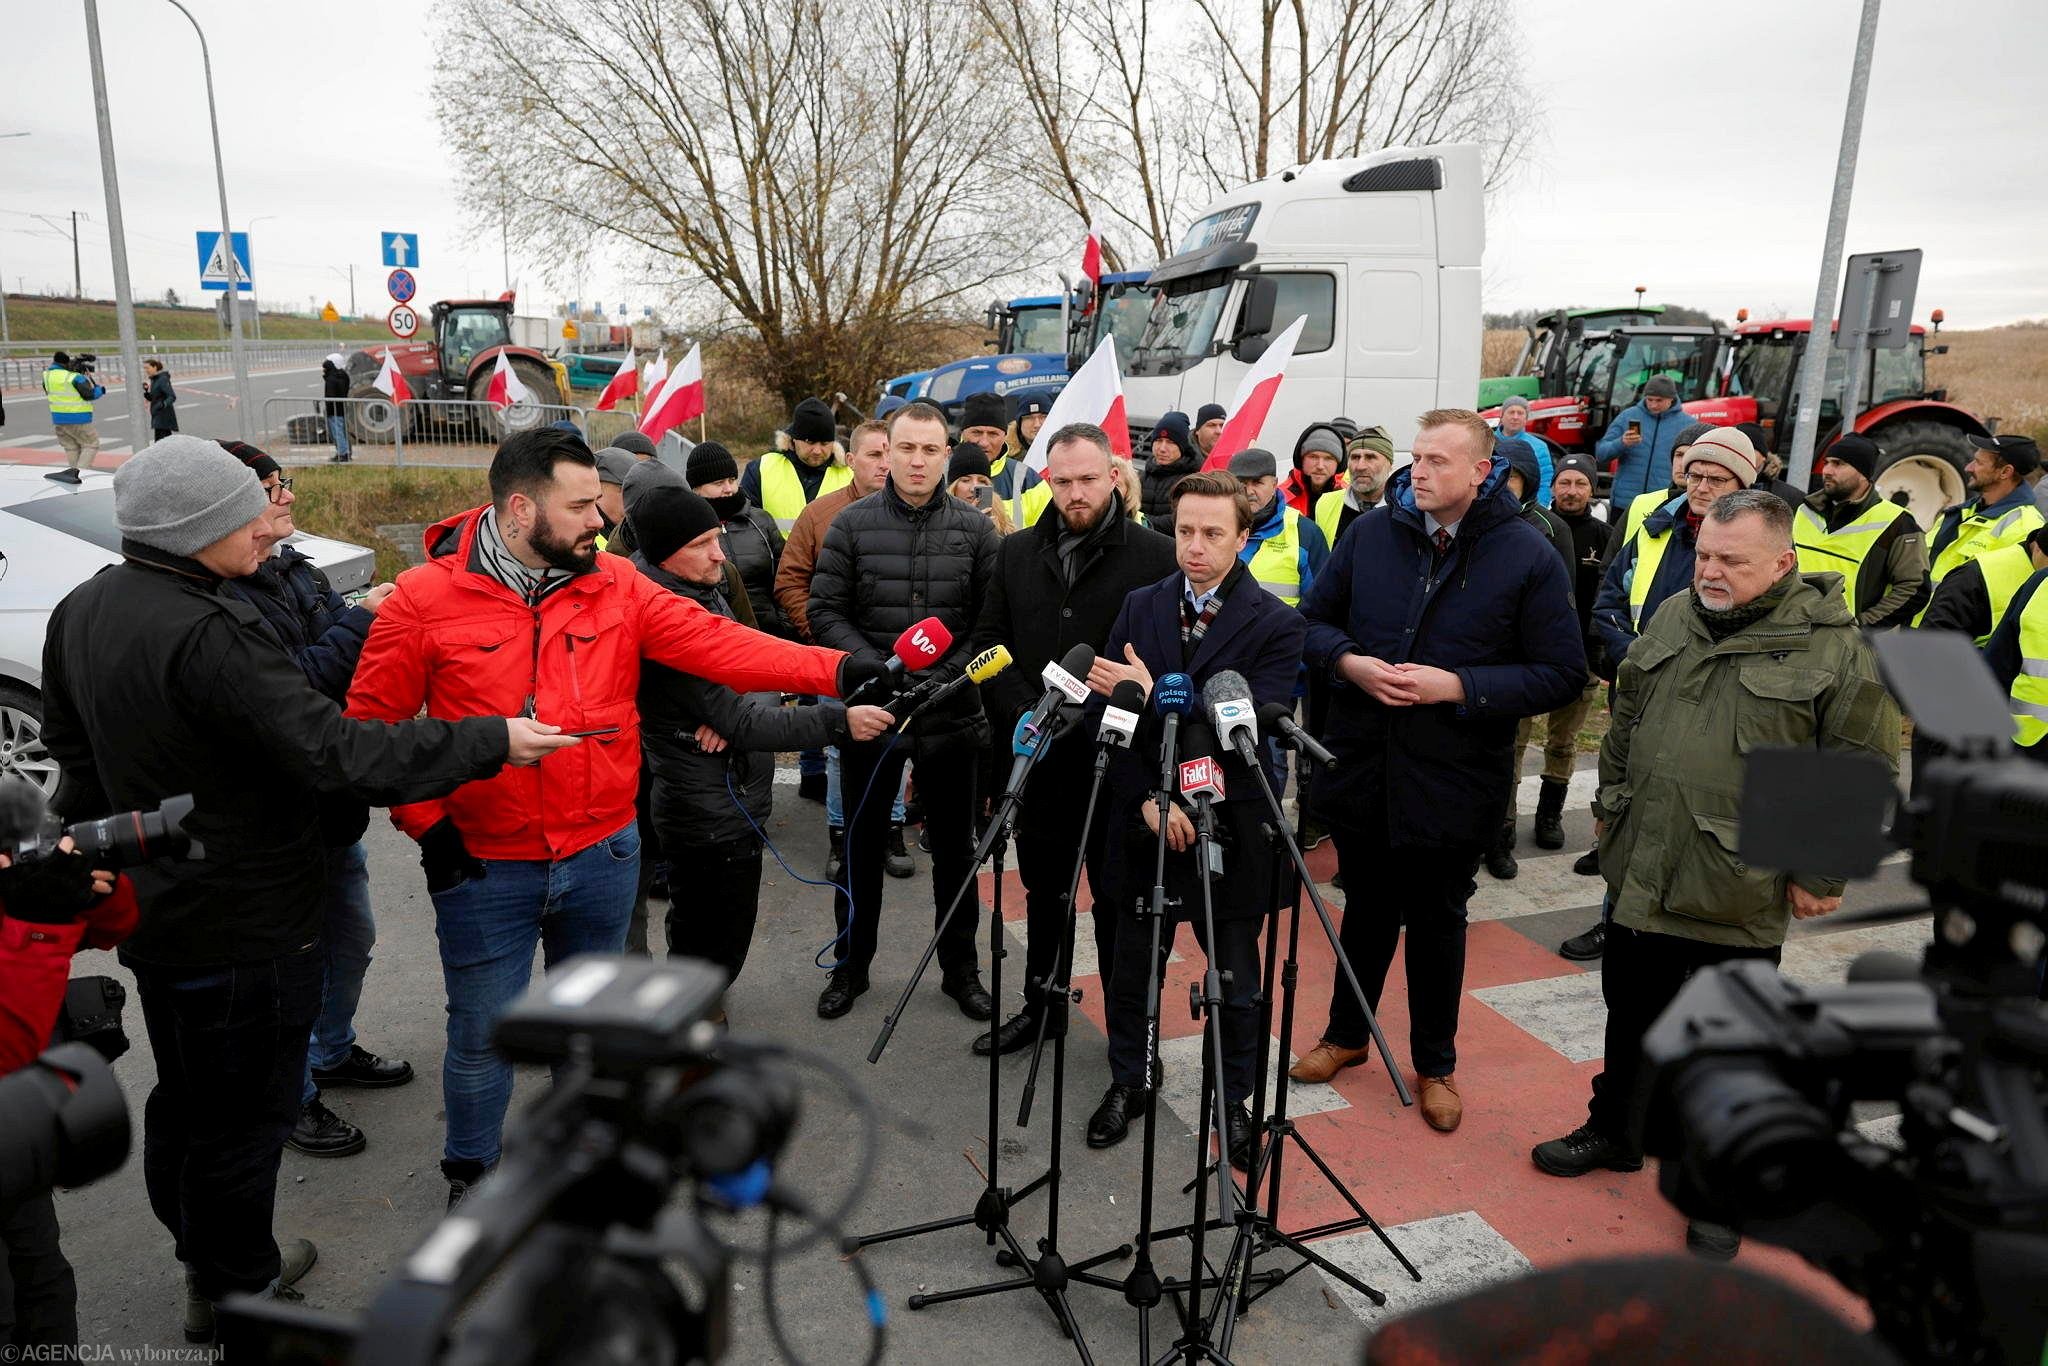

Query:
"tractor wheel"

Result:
[[488, 358, 567, 437], [1870, 419, 1973, 532], [346, 383, 403, 445]]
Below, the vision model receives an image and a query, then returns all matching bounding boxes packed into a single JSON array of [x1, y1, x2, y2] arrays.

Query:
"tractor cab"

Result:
[[986, 296, 1067, 355], [1482, 321, 1726, 454], [432, 301, 516, 393], [1071, 270, 1157, 368], [1723, 324, 1933, 435]]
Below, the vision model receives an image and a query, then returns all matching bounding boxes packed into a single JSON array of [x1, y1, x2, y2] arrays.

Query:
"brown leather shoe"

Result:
[[1419, 1074, 1462, 1132], [1288, 1039, 1372, 1083]]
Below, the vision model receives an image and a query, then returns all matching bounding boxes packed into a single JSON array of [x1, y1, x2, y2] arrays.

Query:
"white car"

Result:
[[0, 465, 376, 801]]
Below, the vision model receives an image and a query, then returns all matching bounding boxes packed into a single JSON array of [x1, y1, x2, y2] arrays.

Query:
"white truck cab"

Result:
[[1122, 143, 1484, 457]]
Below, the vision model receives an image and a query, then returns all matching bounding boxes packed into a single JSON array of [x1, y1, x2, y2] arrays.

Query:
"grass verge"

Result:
[[286, 464, 490, 581]]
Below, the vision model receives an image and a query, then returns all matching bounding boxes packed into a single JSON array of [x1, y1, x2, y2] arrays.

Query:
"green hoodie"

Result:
[[1593, 570, 1900, 947]]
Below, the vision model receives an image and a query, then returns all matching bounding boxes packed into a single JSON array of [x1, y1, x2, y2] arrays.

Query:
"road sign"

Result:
[[1835, 249, 1923, 351], [386, 268, 417, 304], [320, 302, 340, 323], [562, 320, 580, 341], [196, 230, 253, 292], [381, 233, 419, 268], [387, 304, 420, 340]]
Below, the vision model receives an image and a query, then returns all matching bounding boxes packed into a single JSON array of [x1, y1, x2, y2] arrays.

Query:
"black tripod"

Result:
[[855, 716, 1095, 1360]]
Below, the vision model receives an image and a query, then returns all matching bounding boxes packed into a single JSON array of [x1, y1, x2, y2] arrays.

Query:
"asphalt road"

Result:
[[0, 364, 327, 454]]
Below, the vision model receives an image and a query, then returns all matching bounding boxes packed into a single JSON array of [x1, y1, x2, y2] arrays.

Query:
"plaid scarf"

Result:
[[1181, 590, 1224, 654]]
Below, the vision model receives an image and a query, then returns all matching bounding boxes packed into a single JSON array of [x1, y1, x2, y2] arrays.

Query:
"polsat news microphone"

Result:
[[842, 616, 952, 704]]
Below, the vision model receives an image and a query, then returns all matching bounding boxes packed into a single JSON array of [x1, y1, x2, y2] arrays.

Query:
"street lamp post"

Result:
[[80, 1, 147, 444], [328, 265, 355, 316], [245, 213, 277, 341], [162, 0, 252, 441]]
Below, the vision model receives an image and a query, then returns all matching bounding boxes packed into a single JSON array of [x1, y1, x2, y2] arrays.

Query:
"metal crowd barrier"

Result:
[[1, 340, 336, 390], [261, 396, 642, 468]]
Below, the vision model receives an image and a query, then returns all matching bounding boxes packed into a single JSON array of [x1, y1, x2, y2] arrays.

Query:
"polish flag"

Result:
[[1023, 336, 1130, 474], [1202, 314, 1309, 470], [592, 350, 638, 411], [639, 343, 705, 441], [1079, 225, 1104, 315], [484, 351, 533, 411], [640, 351, 668, 411], [371, 349, 412, 405]]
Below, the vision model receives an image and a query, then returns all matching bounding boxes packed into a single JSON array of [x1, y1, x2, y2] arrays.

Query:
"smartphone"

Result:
[[1626, 419, 1642, 438], [973, 484, 996, 510], [563, 726, 621, 738]]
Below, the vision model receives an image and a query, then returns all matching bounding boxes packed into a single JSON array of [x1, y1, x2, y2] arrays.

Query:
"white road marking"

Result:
[[1318, 1209, 1534, 1324]]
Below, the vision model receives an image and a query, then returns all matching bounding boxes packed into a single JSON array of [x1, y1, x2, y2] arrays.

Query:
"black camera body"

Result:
[[1642, 631, 2048, 1365]]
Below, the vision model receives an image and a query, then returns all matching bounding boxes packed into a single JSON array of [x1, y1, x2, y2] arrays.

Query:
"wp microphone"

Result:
[[1097, 680, 1144, 748], [1256, 700, 1336, 770], [845, 615, 953, 703], [1152, 672, 1198, 794], [1204, 669, 1261, 766], [1018, 644, 1096, 744]]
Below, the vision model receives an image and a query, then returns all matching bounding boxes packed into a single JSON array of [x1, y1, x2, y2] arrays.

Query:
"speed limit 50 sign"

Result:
[[387, 304, 420, 340]]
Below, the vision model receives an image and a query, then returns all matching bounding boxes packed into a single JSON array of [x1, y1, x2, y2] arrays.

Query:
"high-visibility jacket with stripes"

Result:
[[1792, 496, 1919, 620], [1926, 495, 2044, 590], [2004, 577, 2048, 749], [45, 367, 95, 423], [1247, 506, 1306, 605], [1621, 488, 1672, 545], [1975, 543, 2037, 646], [756, 453, 853, 533]]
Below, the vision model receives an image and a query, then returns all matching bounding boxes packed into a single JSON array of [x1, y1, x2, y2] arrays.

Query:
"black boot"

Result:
[[1484, 818, 1518, 880], [824, 826, 844, 882], [884, 823, 914, 879], [1534, 777, 1568, 850]]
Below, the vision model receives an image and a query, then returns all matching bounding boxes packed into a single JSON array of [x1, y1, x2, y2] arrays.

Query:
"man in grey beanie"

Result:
[[38, 434, 575, 1333]]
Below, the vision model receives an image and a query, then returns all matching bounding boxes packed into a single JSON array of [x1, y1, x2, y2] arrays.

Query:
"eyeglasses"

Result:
[[1685, 471, 1736, 490], [265, 476, 294, 504]]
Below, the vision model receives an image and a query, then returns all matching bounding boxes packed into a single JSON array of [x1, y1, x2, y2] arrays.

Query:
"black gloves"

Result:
[[837, 653, 894, 702], [0, 848, 98, 924], [419, 818, 485, 894]]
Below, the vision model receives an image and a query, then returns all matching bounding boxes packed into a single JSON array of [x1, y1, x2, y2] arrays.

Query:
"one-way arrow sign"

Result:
[[381, 232, 419, 268]]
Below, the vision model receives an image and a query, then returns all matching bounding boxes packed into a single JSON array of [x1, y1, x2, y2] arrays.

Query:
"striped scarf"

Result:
[[1181, 592, 1223, 651], [474, 506, 580, 606]]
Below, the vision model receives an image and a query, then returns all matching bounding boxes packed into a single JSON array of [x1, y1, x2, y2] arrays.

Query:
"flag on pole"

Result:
[[1023, 337, 1130, 476], [639, 343, 704, 441], [639, 351, 668, 411], [484, 351, 533, 411], [1079, 226, 1104, 315], [593, 350, 639, 411], [371, 348, 412, 406], [1201, 314, 1309, 470]]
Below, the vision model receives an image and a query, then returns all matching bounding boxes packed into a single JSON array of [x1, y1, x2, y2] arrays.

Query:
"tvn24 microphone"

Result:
[[1098, 680, 1144, 748], [1018, 644, 1096, 743], [844, 616, 953, 703], [1256, 700, 1336, 769], [1204, 669, 1261, 765]]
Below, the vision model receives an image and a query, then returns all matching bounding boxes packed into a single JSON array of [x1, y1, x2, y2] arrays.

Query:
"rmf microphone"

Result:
[[1204, 669, 1261, 766], [845, 616, 953, 703], [1256, 700, 1337, 770], [1018, 644, 1096, 744], [898, 643, 1012, 713], [1097, 679, 1144, 748], [1152, 672, 1198, 791]]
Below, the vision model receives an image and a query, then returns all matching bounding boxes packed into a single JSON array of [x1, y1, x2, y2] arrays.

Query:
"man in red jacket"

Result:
[[346, 428, 854, 1206]]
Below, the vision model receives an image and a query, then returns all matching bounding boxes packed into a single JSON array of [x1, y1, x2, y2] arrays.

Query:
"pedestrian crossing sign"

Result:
[[196, 230, 253, 292]]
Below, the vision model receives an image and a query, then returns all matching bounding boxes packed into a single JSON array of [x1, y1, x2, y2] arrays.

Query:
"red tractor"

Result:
[[341, 295, 569, 444], [1676, 310, 1986, 530], [1479, 305, 1730, 454]]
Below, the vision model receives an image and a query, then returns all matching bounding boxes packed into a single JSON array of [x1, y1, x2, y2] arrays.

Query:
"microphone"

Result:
[[845, 616, 953, 703], [1000, 705, 1067, 801], [1176, 723, 1227, 879], [1205, 669, 1261, 765], [895, 642, 1012, 714], [1097, 679, 1144, 748], [1177, 747, 1226, 805], [1018, 644, 1096, 744], [1152, 672, 1198, 794], [1256, 700, 1336, 770]]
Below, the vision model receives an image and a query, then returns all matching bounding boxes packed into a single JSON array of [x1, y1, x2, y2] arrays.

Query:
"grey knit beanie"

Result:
[[114, 434, 269, 556]]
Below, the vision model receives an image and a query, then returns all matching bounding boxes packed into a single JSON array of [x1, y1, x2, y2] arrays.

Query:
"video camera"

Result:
[[1642, 630, 2048, 1365], [221, 955, 876, 1366]]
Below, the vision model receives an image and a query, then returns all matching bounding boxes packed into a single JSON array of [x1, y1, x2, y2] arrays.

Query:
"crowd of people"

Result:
[[5, 374, 2048, 1349]]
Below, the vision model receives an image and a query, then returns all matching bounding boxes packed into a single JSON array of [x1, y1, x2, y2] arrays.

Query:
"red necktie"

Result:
[[1433, 528, 1452, 556]]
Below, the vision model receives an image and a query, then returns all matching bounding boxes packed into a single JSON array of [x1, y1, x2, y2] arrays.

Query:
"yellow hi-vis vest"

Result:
[[1622, 490, 1674, 545], [1975, 543, 2037, 647], [1314, 489, 1346, 546], [1626, 517, 1680, 632], [45, 368, 92, 418], [756, 452, 853, 533], [1247, 506, 1304, 606], [1928, 499, 2045, 587], [2008, 581, 2048, 748], [1793, 499, 1916, 618]]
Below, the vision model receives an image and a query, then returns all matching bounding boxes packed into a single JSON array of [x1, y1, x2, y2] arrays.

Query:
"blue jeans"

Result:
[[825, 746, 907, 830], [300, 842, 376, 1106], [431, 823, 641, 1166], [326, 413, 352, 456]]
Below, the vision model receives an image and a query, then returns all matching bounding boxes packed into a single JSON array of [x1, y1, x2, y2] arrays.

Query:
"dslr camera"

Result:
[[1642, 630, 2048, 1365]]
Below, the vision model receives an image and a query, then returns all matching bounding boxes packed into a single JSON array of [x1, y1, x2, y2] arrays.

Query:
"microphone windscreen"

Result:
[[1057, 642, 1097, 677], [892, 617, 953, 671], [1154, 672, 1198, 715], [966, 644, 1013, 683], [1108, 680, 1146, 713]]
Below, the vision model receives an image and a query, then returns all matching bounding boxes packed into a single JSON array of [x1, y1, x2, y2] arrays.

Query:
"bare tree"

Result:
[[434, 0, 1037, 404]]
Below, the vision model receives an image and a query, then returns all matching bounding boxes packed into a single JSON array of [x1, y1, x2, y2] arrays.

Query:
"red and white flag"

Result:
[[484, 351, 533, 411], [1202, 314, 1309, 470], [1079, 225, 1104, 315], [592, 350, 638, 411], [1022, 336, 1130, 475], [640, 351, 668, 410], [639, 343, 704, 441], [371, 349, 412, 405]]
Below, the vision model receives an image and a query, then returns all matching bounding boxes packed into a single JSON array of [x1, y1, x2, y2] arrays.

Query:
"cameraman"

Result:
[[39, 435, 568, 1335], [42, 350, 104, 485], [0, 835, 132, 1348]]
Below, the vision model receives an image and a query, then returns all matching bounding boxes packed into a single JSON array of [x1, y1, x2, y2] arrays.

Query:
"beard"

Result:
[[531, 507, 598, 572], [1062, 494, 1112, 534]]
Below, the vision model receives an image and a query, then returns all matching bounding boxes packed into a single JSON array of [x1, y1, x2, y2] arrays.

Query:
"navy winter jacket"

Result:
[[1299, 461, 1585, 849], [1596, 401, 1694, 508], [220, 544, 375, 703], [1590, 493, 1695, 677]]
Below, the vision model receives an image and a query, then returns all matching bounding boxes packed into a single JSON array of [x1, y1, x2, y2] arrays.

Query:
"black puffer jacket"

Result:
[[321, 359, 350, 417], [720, 496, 790, 639], [808, 481, 997, 743], [635, 554, 850, 844], [1138, 411, 1199, 530]]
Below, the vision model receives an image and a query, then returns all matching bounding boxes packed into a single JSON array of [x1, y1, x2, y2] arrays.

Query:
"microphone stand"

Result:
[[854, 710, 1094, 1360]]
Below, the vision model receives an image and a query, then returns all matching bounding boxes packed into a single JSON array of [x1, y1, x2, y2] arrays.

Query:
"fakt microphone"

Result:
[[1017, 644, 1096, 744], [1256, 700, 1337, 770], [844, 616, 953, 704], [1204, 669, 1261, 766], [1097, 679, 1144, 748]]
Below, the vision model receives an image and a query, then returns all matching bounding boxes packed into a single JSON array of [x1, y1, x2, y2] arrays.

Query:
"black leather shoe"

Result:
[[44, 468, 84, 484], [1087, 1083, 1139, 1149], [1531, 1122, 1642, 1177], [972, 1010, 1056, 1056], [942, 971, 994, 1021], [1558, 921, 1607, 962], [287, 1098, 366, 1158], [817, 969, 868, 1019], [1225, 1102, 1260, 1172], [442, 1158, 489, 1210], [884, 823, 915, 879], [1573, 847, 1601, 876], [311, 1043, 414, 1089], [824, 827, 844, 883]]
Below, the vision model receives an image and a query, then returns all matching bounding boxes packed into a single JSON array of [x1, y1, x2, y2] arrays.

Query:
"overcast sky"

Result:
[[4, 0, 2043, 332]]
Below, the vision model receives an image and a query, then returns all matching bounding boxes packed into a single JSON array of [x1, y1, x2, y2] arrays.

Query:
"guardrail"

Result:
[[2, 341, 337, 391], [260, 396, 648, 468]]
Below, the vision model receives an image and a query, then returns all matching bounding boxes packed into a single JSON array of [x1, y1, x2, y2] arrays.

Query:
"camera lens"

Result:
[[63, 795, 197, 869], [1670, 1060, 1836, 1220]]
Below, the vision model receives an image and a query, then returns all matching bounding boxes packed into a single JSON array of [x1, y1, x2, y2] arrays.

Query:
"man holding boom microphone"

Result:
[[1084, 470, 1306, 1166], [966, 422, 1176, 1057]]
